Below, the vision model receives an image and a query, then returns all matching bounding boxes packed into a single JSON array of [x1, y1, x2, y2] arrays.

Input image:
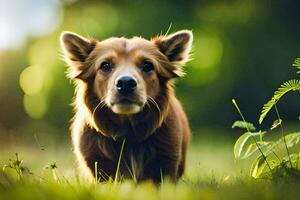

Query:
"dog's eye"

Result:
[[141, 61, 154, 73], [100, 61, 112, 73]]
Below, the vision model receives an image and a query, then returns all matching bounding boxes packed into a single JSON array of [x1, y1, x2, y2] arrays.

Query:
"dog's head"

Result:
[[60, 30, 192, 140]]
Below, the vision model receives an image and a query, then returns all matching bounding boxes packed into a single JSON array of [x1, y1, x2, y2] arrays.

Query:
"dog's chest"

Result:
[[79, 122, 163, 180], [105, 136, 157, 180]]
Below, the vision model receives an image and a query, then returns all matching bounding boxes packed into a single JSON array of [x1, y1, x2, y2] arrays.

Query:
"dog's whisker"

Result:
[[92, 97, 106, 119], [147, 96, 162, 119], [148, 97, 161, 116]]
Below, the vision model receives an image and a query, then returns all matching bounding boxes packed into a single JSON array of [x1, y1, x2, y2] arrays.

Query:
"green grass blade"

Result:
[[114, 139, 126, 184]]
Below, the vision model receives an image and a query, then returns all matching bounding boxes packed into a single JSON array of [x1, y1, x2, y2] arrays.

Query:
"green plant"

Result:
[[2, 153, 32, 180], [232, 57, 300, 180], [44, 161, 59, 181]]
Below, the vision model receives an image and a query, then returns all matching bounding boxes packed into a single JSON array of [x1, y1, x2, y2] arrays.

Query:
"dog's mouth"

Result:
[[110, 98, 143, 114]]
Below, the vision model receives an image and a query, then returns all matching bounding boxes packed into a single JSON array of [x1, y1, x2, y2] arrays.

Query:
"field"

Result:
[[1, 130, 300, 200]]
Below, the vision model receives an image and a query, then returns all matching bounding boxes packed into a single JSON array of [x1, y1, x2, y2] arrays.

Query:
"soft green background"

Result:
[[0, 0, 299, 136]]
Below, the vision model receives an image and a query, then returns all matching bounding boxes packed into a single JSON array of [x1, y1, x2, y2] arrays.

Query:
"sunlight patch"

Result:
[[19, 65, 45, 95], [23, 94, 47, 119]]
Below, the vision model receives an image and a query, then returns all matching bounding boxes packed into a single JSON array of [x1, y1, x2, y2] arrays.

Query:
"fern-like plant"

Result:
[[259, 79, 300, 124], [292, 57, 300, 73], [233, 57, 300, 180]]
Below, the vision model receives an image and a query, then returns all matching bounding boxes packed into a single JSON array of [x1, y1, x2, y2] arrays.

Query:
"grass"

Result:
[[2, 176, 300, 200], [1, 131, 300, 200]]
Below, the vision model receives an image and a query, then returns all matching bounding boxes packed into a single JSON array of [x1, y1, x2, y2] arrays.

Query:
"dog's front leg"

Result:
[[77, 129, 118, 181], [84, 155, 117, 181]]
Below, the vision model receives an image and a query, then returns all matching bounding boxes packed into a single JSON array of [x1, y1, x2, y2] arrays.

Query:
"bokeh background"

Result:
[[0, 0, 299, 176]]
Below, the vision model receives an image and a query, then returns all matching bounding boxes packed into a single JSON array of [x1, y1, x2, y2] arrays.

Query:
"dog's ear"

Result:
[[153, 30, 193, 78], [60, 31, 96, 80]]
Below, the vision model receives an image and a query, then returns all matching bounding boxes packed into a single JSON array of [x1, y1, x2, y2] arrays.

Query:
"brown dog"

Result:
[[60, 30, 192, 183]]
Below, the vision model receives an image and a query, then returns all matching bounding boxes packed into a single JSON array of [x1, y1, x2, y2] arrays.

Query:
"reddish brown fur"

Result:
[[60, 30, 192, 183]]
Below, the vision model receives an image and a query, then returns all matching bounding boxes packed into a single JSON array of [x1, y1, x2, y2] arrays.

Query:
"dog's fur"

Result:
[[60, 30, 192, 183]]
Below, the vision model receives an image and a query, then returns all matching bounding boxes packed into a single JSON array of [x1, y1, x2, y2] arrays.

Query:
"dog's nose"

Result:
[[116, 76, 137, 95]]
